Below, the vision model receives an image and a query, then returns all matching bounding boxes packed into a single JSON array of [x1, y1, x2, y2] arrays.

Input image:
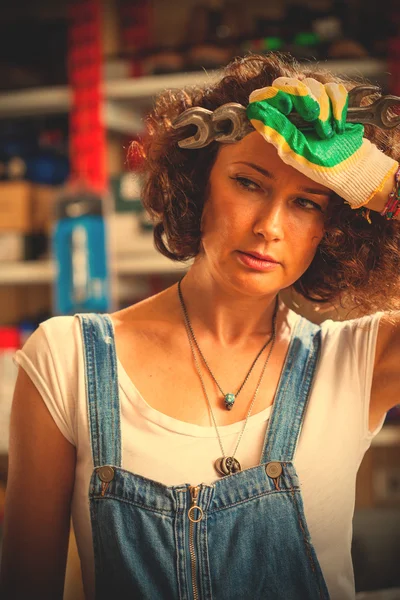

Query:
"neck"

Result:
[[179, 264, 281, 347]]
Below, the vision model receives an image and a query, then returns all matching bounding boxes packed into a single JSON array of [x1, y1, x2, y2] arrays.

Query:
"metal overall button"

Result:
[[265, 462, 282, 479], [97, 466, 115, 483]]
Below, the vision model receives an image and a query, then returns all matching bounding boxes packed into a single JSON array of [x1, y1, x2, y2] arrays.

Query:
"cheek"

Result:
[[201, 195, 250, 243], [283, 213, 324, 259], [295, 222, 325, 264]]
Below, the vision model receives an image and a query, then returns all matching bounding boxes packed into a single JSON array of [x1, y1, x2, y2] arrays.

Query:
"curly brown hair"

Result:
[[130, 52, 400, 315]]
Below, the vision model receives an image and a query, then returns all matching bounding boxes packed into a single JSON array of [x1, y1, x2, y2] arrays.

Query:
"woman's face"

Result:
[[200, 131, 332, 296]]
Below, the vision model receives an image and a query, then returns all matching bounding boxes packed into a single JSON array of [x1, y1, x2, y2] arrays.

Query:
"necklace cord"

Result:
[[182, 293, 275, 399], [178, 278, 279, 463]]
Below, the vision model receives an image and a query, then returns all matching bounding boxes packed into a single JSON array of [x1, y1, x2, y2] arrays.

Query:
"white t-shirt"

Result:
[[13, 307, 386, 600]]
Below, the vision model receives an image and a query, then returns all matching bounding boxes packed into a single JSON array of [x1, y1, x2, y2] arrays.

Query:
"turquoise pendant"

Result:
[[224, 393, 236, 410]]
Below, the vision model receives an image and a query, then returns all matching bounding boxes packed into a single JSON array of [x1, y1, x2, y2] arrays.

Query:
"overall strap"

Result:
[[261, 316, 321, 463], [78, 313, 121, 468]]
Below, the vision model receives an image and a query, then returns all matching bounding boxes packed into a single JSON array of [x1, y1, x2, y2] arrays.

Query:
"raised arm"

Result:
[[370, 312, 400, 431], [0, 367, 76, 600], [358, 172, 400, 430]]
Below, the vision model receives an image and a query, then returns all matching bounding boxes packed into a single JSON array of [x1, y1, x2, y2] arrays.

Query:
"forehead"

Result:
[[212, 132, 331, 193], [214, 131, 291, 171]]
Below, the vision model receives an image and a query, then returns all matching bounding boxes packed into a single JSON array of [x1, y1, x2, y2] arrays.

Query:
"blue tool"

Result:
[[52, 187, 112, 315]]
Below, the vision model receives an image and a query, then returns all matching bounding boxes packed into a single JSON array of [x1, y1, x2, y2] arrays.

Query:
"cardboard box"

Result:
[[0, 181, 59, 234], [31, 184, 59, 233], [0, 181, 32, 233], [0, 232, 25, 261]]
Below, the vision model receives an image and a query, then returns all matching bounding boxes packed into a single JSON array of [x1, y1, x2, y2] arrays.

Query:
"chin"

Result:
[[226, 269, 284, 297]]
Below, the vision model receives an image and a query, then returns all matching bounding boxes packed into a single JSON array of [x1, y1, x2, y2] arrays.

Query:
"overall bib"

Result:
[[79, 313, 330, 600]]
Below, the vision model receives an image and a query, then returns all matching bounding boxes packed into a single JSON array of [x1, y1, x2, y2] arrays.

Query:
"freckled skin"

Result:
[[198, 132, 331, 298]]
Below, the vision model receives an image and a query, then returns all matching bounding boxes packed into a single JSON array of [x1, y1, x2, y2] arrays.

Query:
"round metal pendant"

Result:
[[214, 456, 241, 476], [223, 456, 241, 474], [214, 457, 225, 476]]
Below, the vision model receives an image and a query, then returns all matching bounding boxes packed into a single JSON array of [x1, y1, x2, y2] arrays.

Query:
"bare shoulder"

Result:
[[109, 283, 185, 354], [111, 283, 180, 326]]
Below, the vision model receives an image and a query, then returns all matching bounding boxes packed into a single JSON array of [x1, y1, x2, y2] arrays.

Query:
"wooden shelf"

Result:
[[0, 260, 54, 285], [0, 244, 190, 285], [0, 59, 388, 133]]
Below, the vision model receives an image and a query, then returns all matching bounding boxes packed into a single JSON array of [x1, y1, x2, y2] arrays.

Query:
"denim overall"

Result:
[[78, 312, 330, 600]]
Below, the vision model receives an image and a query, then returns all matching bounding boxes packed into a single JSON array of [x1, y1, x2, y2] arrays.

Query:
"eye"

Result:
[[230, 176, 261, 192], [295, 197, 323, 211]]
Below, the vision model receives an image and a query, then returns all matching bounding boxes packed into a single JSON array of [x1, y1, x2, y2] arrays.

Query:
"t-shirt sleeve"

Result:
[[13, 316, 79, 446], [348, 311, 386, 440], [319, 310, 386, 445]]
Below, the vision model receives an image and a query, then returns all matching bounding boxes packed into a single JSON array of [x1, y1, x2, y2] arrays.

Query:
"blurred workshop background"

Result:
[[0, 0, 399, 598]]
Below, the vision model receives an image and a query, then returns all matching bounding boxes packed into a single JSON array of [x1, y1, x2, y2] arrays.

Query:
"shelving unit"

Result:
[[0, 255, 188, 285], [0, 59, 389, 134], [0, 234, 190, 285], [371, 425, 400, 447], [0, 57, 391, 280]]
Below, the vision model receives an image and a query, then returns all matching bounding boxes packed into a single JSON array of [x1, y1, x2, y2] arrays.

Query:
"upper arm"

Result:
[[0, 367, 76, 600], [371, 311, 400, 422]]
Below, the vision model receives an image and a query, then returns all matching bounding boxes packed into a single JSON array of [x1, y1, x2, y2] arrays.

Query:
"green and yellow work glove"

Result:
[[246, 77, 398, 209]]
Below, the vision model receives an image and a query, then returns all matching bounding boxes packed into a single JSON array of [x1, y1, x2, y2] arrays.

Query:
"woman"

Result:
[[1, 53, 400, 600]]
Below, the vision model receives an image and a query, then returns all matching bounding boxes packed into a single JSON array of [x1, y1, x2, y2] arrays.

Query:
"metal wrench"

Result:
[[346, 85, 400, 129], [172, 104, 252, 149], [172, 85, 400, 149]]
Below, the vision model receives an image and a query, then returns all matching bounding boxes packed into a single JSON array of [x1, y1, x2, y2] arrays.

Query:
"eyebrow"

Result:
[[232, 161, 276, 180], [299, 186, 333, 198], [232, 161, 332, 198]]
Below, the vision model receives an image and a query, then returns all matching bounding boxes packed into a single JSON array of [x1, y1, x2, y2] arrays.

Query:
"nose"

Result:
[[253, 199, 285, 241]]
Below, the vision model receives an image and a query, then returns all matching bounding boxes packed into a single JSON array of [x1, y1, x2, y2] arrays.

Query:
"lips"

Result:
[[241, 251, 279, 263]]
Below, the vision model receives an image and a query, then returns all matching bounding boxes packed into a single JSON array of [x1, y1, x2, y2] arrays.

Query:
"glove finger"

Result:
[[303, 77, 333, 139], [246, 97, 296, 137], [324, 83, 348, 133], [249, 86, 293, 115], [272, 77, 320, 122]]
